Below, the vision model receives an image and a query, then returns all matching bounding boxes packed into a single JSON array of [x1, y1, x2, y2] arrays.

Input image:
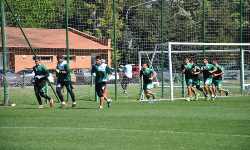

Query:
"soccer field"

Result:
[[0, 87, 250, 150]]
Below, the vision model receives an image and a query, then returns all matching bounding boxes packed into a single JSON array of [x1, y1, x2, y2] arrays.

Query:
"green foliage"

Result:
[[3, 0, 250, 63], [6, 0, 68, 28]]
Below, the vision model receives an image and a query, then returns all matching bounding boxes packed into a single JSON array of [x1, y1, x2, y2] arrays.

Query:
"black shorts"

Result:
[[122, 76, 131, 84], [95, 82, 107, 97], [56, 80, 73, 89]]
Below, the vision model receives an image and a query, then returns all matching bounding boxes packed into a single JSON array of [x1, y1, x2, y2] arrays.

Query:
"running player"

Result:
[[32, 56, 54, 109], [212, 59, 229, 97], [140, 63, 156, 100], [181, 57, 193, 101], [201, 57, 216, 100], [56, 55, 76, 108], [120, 61, 133, 94], [91, 56, 112, 109]]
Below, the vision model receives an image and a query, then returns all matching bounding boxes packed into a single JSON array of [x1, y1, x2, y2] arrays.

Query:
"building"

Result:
[[0, 27, 112, 72]]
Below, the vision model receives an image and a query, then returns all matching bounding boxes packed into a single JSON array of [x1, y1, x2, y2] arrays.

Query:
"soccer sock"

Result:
[[191, 87, 197, 96], [56, 87, 64, 102], [40, 92, 51, 102], [34, 87, 43, 105], [196, 86, 205, 95], [66, 85, 76, 102], [36, 96, 43, 105]]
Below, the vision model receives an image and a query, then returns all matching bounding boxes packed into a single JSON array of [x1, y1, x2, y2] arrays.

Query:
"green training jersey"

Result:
[[56, 61, 71, 82], [213, 64, 223, 80], [140, 67, 154, 84], [91, 63, 112, 84], [33, 64, 49, 81], [183, 63, 193, 79], [191, 64, 201, 80], [202, 63, 216, 79]]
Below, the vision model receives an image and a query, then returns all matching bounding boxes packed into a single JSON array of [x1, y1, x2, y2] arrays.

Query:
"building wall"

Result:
[[14, 55, 91, 72], [5, 48, 111, 72]]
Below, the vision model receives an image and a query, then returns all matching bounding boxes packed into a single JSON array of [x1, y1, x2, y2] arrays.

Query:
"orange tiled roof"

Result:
[[2, 27, 111, 50]]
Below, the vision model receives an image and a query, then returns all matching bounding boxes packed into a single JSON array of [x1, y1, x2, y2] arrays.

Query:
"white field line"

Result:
[[0, 126, 250, 138], [139, 95, 248, 102]]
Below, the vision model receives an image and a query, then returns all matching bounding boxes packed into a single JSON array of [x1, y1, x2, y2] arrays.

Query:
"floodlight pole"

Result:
[[1, 0, 9, 105], [160, 0, 164, 98], [125, 0, 157, 20], [125, 0, 159, 98], [112, 0, 117, 101], [240, 0, 244, 95], [65, 0, 70, 64], [202, 0, 206, 56], [3, 0, 61, 103], [65, 0, 70, 101]]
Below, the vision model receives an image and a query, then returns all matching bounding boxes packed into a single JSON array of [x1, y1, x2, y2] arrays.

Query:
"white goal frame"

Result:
[[139, 42, 250, 101], [168, 42, 250, 101]]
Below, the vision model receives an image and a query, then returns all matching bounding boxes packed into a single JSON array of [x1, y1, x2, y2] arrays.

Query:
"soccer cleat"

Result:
[[152, 94, 156, 100], [195, 93, 200, 101], [225, 91, 229, 96], [123, 90, 128, 94], [107, 99, 112, 108], [185, 97, 191, 101], [190, 96, 195, 101], [61, 101, 66, 108], [72, 102, 76, 108], [99, 105, 103, 109], [49, 99, 54, 108], [211, 95, 215, 101], [38, 105, 44, 109], [204, 94, 209, 101], [10, 103, 16, 107]]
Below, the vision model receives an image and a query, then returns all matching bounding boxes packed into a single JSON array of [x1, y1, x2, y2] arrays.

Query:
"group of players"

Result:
[[32, 54, 229, 109], [119, 62, 157, 101], [182, 57, 229, 101], [32, 55, 112, 109]]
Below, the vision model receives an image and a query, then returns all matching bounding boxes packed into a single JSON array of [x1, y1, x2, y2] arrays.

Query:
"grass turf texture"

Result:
[[0, 86, 250, 150]]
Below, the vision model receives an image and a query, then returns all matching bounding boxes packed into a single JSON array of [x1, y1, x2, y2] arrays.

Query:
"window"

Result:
[[37, 56, 53, 62], [63, 55, 76, 62]]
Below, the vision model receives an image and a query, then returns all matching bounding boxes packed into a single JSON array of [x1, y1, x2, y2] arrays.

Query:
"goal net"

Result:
[[139, 42, 250, 101]]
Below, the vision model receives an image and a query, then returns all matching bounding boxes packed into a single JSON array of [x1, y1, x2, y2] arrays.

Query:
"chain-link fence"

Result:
[[0, 0, 250, 105]]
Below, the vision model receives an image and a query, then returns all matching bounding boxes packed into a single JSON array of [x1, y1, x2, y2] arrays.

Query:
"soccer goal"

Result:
[[139, 42, 250, 101]]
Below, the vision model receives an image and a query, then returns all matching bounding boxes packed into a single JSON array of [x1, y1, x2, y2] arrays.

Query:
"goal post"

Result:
[[139, 42, 250, 101]]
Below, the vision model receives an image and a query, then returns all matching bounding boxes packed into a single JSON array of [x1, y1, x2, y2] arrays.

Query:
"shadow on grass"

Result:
[[20, 107, 97, 110], [77, 98, 96, 102], [72, 107, 97, 110]]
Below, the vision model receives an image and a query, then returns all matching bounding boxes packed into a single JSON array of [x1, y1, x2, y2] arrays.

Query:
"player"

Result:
[[181, 57, 193, 101], [91, 56, 112, 109], [120, 62, 133, 94], [56, 55, 76, 108], [32, 56, 54, 109], [212, 59, 229, 97], [101, 59, 112, 102], [140, 63, 156, 100], [190, 59, 205, 100], [201, 57, 216, 100]]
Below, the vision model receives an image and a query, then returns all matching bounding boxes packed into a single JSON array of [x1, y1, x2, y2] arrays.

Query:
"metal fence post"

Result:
[[1, 0, 9, 105]]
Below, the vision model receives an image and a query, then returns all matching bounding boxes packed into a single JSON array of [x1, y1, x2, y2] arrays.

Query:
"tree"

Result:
[[6, 0, 69, 28]]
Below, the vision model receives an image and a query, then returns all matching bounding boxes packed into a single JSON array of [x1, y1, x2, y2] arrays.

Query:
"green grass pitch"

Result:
[[0, 86, 250, 150]]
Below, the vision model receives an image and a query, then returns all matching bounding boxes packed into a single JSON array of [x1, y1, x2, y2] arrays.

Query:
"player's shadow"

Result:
[[73, 107, 97, 110], [22, 107, 42, 109], [21, 107, 97, 110], [77, 98, 96, 102]]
